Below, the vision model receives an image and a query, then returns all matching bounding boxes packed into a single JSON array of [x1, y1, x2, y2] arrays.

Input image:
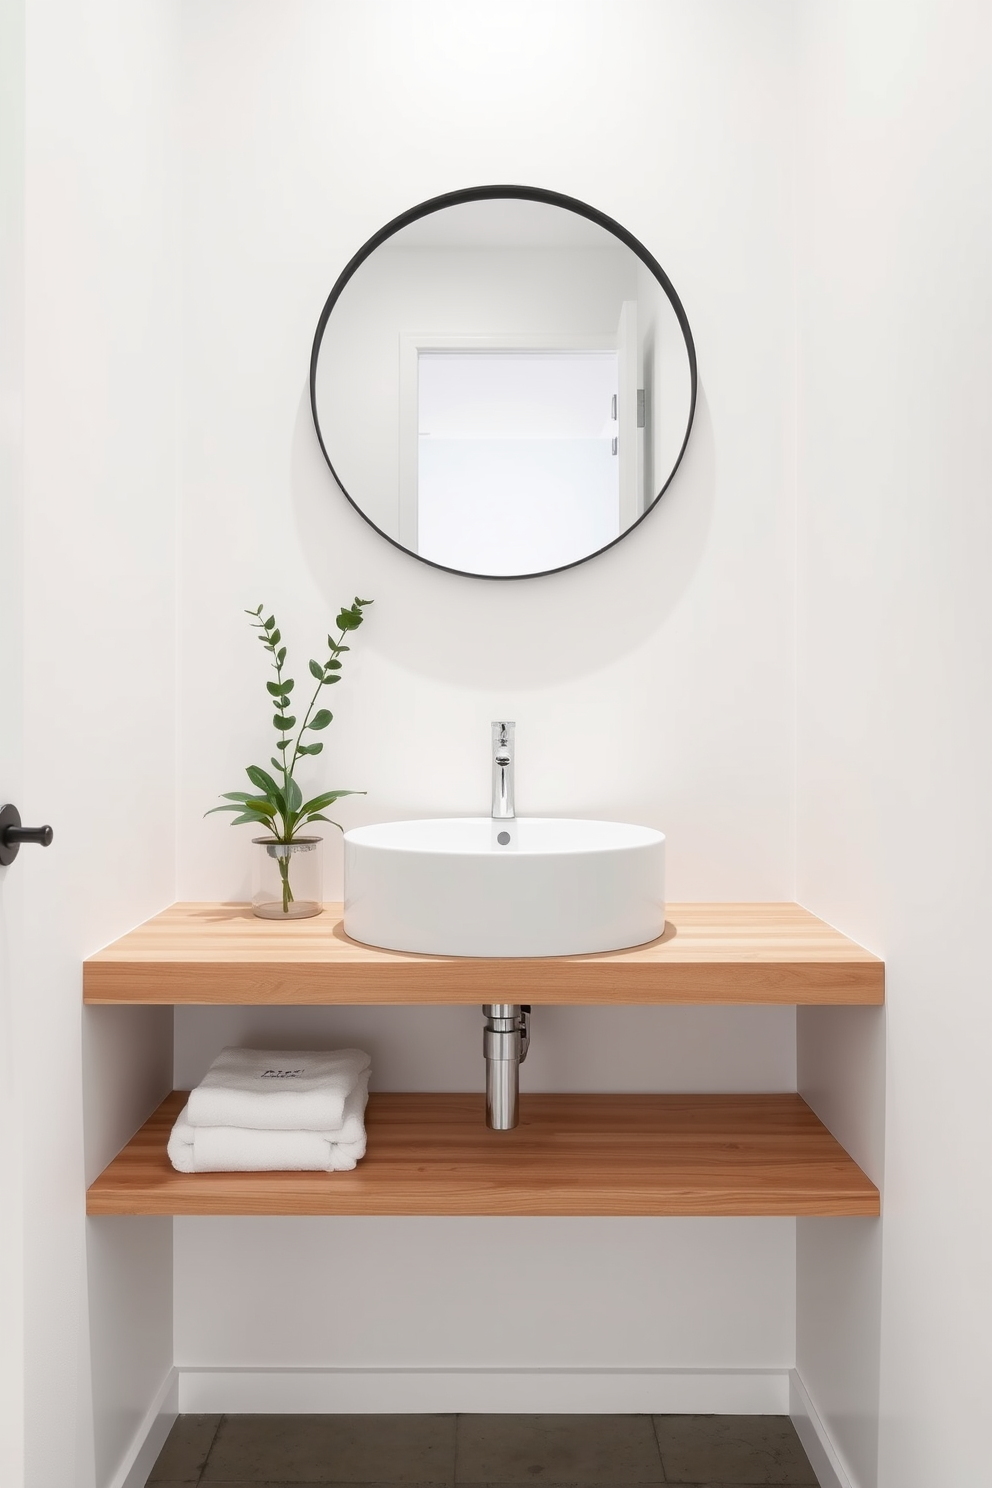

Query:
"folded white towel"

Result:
[[169, 1071, 370, 1173], [186, 1047, 371, 1132]]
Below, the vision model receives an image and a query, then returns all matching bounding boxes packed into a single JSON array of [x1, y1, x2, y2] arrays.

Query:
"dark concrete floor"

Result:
[[148, 1412, 819, 1486]]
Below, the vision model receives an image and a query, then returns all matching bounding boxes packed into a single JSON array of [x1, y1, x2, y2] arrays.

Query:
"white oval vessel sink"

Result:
[[343, 817, 665, 957]]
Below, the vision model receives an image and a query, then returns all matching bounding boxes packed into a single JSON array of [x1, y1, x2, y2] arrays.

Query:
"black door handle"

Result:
[[0, 805, 54, 866]]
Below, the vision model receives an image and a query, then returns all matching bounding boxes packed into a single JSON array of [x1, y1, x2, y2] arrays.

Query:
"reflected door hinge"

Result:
[[636, 389, 646, 428]]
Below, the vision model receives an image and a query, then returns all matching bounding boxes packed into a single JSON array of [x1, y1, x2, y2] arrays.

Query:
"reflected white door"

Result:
[[416, 350, 619, 574]]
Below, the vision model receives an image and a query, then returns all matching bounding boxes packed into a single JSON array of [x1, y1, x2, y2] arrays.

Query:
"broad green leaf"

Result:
[[337, 608, 361, 631], [324, 675, 340, 685], [243, 797, 276, 816], [231, 811, 275, 828], [308, 709, 333, 730], [298, 742, 323, 756], [270, 628, 281, 645], [276, 647, 286, 665], [270, 757, 284, 773], [264, 615, 275, 630], [266, 680, 284, 696], [273, 714, 296, 730], [275, 739, 291, 750], [219, 791, 257, 802], [205, 803, 248, 815], [303, 814, 342, 830], [299, 788, 364, 815], [280, 678, 295, 694], [245, 764, 280, 797], [309, 659, 325, 681], [324, 659, 342, 671], [355, 597, 373, 607], [286, 777, 303, 812]]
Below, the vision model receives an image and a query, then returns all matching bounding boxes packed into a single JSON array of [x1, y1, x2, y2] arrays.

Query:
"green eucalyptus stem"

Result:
[[277, 850, 293, 914], [287, 624, 347, 782]]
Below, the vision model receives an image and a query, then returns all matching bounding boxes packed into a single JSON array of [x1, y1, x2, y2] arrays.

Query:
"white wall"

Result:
[[795, 2, 992, 1484], [12, 2, 182, 1484], [0, 0, 27, 1480], [176, 0, 799, 1389]]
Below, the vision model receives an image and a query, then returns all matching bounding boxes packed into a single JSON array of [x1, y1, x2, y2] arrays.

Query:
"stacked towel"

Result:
[[168, 1047, 371, 1173]]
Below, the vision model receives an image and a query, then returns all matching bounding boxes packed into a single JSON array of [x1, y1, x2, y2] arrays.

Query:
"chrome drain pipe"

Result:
[[482, 1003, 530, 1130]]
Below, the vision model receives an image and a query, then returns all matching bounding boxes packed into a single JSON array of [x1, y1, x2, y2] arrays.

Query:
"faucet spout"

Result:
[[491, 720, 515, 820]]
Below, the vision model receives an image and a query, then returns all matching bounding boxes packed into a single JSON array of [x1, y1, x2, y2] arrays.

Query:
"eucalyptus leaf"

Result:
[[308, 709, 333, 731], [309, 659, 325, 681], [264, 615, 275, 630], [269, 628, 281, 645], [266, 680, 284, 696]]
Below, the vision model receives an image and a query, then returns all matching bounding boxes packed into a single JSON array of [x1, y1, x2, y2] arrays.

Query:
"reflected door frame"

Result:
[[398, 331, 622, 555]]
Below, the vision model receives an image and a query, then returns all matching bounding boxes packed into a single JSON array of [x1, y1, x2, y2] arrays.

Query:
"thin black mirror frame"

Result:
[[309, 184, 698, 581]]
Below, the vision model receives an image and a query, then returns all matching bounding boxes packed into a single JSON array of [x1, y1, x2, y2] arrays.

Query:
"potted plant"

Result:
[[208, 597, 372, 918]]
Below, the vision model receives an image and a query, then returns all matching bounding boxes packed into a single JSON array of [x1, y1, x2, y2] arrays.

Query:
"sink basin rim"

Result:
[[344, 816, 665, 857]]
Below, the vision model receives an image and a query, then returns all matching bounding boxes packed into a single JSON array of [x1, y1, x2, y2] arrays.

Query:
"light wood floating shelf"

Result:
[[86, 1091, 878, 1218], [83, 902, 883, 1005]]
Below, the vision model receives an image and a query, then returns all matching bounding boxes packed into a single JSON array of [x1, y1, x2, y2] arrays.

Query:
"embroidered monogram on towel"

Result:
[[261, 1069, 304, 1078]]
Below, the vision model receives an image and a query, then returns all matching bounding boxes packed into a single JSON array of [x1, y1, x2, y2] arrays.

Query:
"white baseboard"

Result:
[[178, 1366, 790, 1414], [105, 1368, 178, 1488], [789, 1370, 856, 1488]]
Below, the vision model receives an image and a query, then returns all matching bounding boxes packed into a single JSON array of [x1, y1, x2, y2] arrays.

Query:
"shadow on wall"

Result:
[[288, 383, 716, 690]]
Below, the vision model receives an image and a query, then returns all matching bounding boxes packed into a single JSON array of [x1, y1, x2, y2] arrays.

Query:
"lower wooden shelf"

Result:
[[86, 1092, 878, 1218]]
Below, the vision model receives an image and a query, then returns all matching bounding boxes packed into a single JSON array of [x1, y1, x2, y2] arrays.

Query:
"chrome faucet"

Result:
[[491, 721, 515, 820]]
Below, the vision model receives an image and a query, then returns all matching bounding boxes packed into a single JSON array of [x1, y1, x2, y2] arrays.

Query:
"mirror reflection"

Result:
[[311, 192, 696, 578]]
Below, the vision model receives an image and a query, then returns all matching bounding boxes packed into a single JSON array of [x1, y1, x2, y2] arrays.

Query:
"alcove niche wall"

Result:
[[10, 4, 991, 1488], [173, 0, 799, 1429]]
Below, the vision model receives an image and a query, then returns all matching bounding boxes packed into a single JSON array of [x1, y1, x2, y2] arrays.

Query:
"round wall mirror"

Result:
[[310, 186, 697, 580]]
